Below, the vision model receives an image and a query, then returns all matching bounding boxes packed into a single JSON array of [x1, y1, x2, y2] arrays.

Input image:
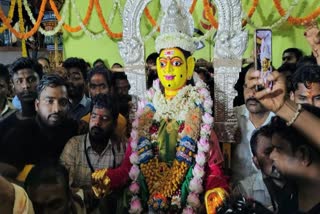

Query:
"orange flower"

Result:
[[203, 0, 218, 29], [49, 0, 94, 33], [273, 0, 320, 25]]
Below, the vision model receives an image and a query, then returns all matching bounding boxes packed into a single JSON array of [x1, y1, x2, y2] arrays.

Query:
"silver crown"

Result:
[[155, 0, 196, 54]]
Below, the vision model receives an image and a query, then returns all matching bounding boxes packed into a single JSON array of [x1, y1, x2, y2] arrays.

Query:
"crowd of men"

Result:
[[0, 43, 320, 214]]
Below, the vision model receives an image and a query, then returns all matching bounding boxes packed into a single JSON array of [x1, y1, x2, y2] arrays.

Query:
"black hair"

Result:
[[87, 66, 112, 88], [269, 104, 320, 154], [291, 65, 320, 92], [62, 57, 87, 80], [277, 63, 296, 75], [146, 52, 159, 63], [0, 63, 10, 84], [93, 58, 106, 67], [92, 93, 119, 122], [111, 63, 123, 68], [10, 57, 43, 79], [250, 125, 273, 156], [25, 162, 70, 196], [283, 48, 303, 61], [37, 57, 50, 65], [37, 74, 66, 98], [296, 55, 317, 68], [112, 72, 128, 83], [278, 63, 297, 92], [233, 63, 254, 107]]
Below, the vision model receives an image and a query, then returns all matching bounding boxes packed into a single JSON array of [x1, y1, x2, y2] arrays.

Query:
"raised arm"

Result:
[[247, 69, 320, 150]]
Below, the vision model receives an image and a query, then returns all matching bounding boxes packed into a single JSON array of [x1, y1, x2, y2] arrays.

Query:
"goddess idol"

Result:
[[92, 0, 229, 213]]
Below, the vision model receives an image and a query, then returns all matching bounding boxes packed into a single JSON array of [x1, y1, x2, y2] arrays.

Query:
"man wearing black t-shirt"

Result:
[[0, 74, 79, 171]]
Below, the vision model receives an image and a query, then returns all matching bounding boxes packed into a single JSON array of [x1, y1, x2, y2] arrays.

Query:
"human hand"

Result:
[[304, 22, 320, 61], [246, 70, 287, 113]]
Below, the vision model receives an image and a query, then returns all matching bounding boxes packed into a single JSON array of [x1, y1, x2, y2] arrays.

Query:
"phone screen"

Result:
[[254, 29, 272, 89]]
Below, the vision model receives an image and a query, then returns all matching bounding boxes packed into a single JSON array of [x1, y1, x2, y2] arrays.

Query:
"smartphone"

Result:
[[254, 29, 272, 90]]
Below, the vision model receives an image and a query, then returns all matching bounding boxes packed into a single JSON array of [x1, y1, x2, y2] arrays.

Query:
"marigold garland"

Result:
[[144, 7, 160, 32], [203, 0, 218, 29], [0, 0, 16, 33], [273, 0, 320, 25], [189, 0, 197, 14], [242, 0, 259, 27], [94, 0, 122, 39], [0, 0, 46, 39], [17, 0, 27, 56], [49, 0, 94, 33]]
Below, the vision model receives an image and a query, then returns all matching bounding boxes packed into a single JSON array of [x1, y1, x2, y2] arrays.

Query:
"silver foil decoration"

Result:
[[213, 0, 248, 143], [118, 0, 151, 99]]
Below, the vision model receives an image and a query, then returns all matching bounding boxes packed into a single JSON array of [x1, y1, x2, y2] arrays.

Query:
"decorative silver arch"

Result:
[[213, 0, 248, 143], [119, 0, 248, 143], [118, 0, 152, 99]]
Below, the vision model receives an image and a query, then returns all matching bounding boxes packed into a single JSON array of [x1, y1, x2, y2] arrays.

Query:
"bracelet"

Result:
[[286, 104, 302, 126]]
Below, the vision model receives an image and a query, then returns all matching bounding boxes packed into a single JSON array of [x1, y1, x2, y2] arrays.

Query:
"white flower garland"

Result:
[[128, 79, 213, 213], [70, 0, 106, 40], [108, 0, 123, 25], [243, 0, 300, 29], [23, 0, 68, 36]]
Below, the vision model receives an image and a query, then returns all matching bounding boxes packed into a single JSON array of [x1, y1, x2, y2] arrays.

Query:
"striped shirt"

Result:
[[60, 134, 126, 187]]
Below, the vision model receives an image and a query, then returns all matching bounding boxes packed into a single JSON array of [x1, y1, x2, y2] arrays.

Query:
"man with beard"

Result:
[[0, 74, 78, 174], [81, 67, 127, 141], [63, 57, 91, 121], [231, 65, 274, 208], [61, 94, 130, 213], [249, 126, 298, 213], [112, 72, 138, 137]]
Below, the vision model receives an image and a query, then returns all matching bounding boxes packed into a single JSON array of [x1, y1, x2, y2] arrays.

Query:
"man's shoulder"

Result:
[[67, 134, 86, 146]]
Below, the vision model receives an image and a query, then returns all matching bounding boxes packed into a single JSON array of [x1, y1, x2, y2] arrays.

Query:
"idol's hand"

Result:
[[205, 187, 228, 214], [246, 70, 287, 113], [91, 169, 111, 198]]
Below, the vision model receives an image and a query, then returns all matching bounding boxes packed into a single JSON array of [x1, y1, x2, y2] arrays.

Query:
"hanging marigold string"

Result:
[[242, 0, 259, 27], [49, 0, 94, 33], [0, 0, 46, 39], [0, 0, 16, 33], [94, 0, 122, 39], [203, 0, 218, 29], [273, 0, 320, 25], [17, 0, 27, 56], [144, 7, 160, 32], [189, 0, 197, 14]]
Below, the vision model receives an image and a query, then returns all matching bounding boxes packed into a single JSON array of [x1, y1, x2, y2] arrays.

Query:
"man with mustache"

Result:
[[232, 65, 274, 208], [63, 57, 91, 121], [0, 57, 42, 175], [61, 94, 129, 213], [0, 74, 79, 175], [249, 126, 297, 213]]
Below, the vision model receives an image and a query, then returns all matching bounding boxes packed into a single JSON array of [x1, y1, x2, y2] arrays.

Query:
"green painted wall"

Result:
[[64, 0, 318, 68]]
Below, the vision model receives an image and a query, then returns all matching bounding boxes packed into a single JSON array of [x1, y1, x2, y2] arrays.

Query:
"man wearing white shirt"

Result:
[[232, 66, 274, 208]]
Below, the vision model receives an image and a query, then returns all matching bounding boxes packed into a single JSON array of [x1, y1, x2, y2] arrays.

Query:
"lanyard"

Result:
[[84, 134, 116, 173]]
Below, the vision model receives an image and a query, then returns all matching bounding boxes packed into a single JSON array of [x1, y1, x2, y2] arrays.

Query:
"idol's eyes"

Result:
[[171, 59, 182, 66], [159, 59, 167, 68]]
